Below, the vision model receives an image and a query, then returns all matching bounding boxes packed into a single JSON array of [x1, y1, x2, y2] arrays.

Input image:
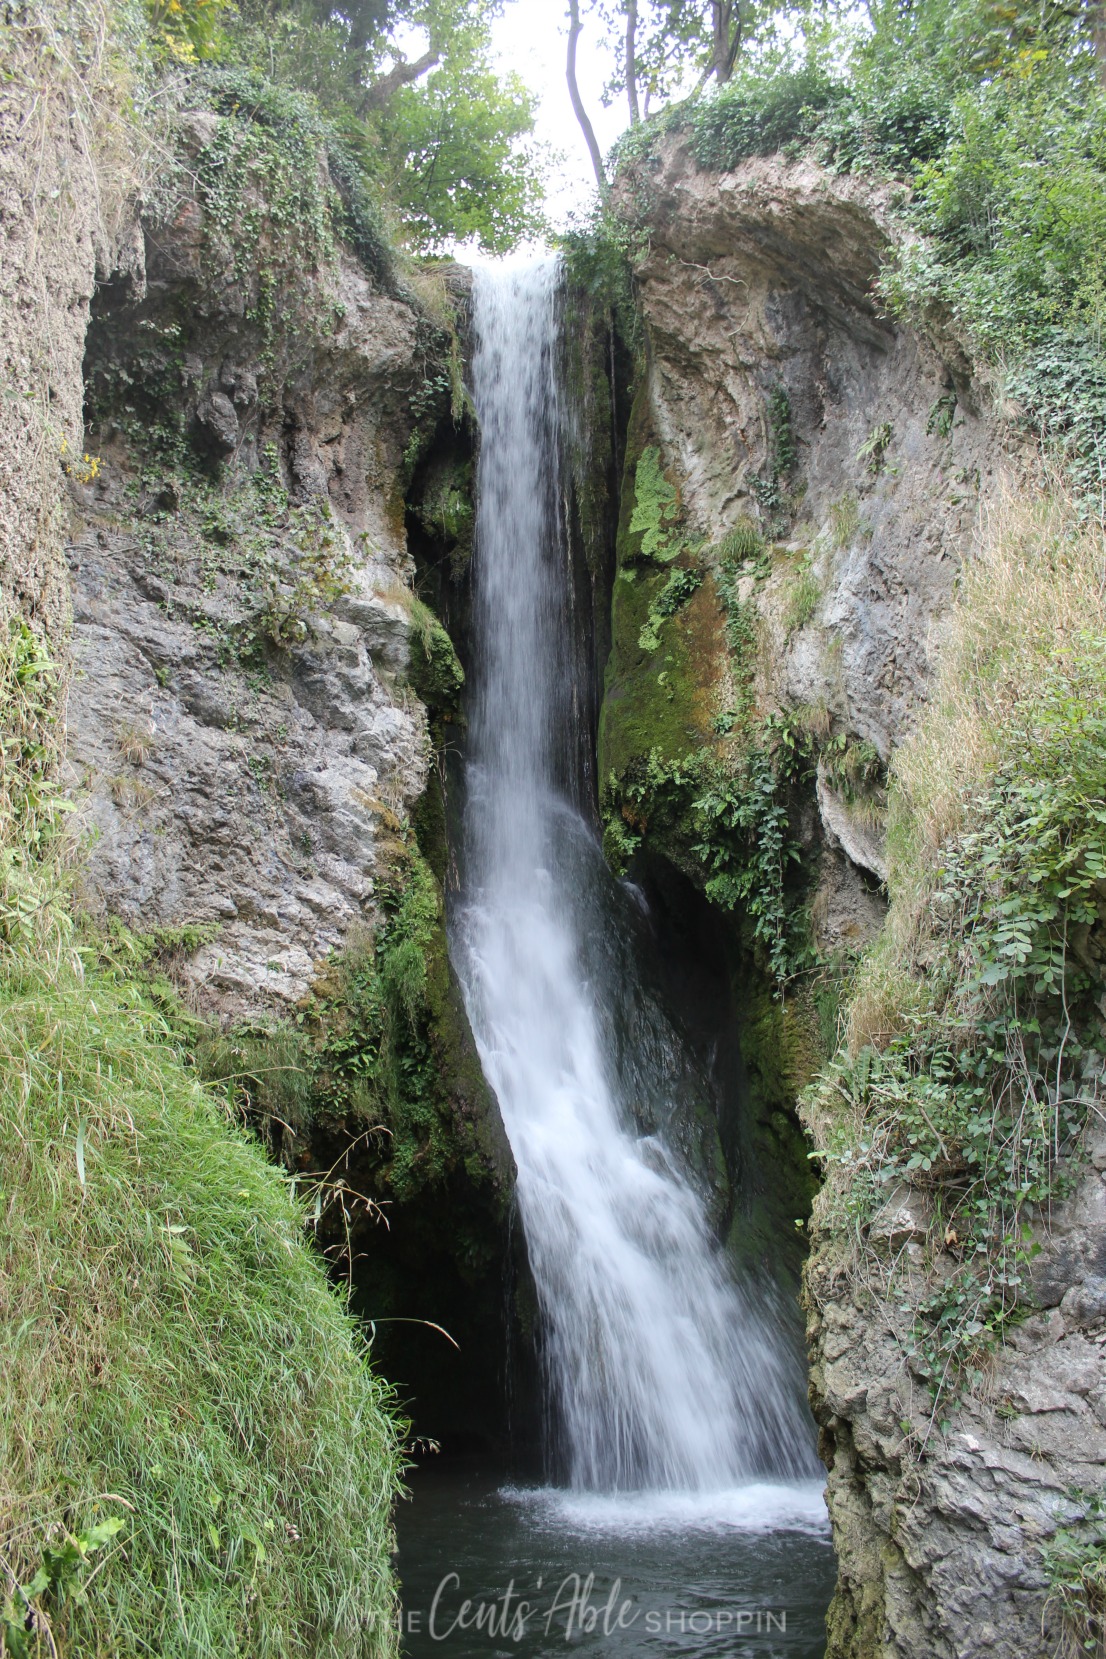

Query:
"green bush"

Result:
[[187, 66, 396, 308], [688, 61, 844, 173], [603, 733, 813, 984], [815, 63, 951, 175]]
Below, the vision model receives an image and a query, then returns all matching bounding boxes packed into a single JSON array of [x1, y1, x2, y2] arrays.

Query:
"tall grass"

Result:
[[847, 482, 1106, 1052], [0, 625, 402, 1657], [0, 948, 403, 1657]]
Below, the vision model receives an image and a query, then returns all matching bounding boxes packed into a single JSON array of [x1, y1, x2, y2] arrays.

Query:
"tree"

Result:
[[577, 0, 789, 139], [371, 51, 546, 248], [228, 0, 546, 251], [709, 0, 742, 83], [568, 0, 612, 198]]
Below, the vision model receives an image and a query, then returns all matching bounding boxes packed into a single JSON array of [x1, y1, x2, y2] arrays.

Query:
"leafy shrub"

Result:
[[146, 0, 229, 62], [688, 61, 844, 172], [880, 62, 1106, 501], [313, 842, 458, 1200], [603, 732, 814, 984], [816, 63, 952, 175], [638, 565, 703, 651]]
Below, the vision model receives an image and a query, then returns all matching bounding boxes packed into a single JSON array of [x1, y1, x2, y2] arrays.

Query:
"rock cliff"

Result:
[[608, 136, 1105, 1659], [67, 176, 433, 1012], [10, 77, 516, 1449]]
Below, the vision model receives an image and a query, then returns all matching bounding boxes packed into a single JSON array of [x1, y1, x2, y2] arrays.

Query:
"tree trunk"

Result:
[[625, 0, 640, 125], [1091, 0, 1106, 85], [711, 0, 741, 84], [567, 0, 610, 201], [359, 45, 441, 113]]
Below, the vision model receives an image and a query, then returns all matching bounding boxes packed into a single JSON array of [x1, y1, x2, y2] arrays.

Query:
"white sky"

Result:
[[486, 0, 631, 228]]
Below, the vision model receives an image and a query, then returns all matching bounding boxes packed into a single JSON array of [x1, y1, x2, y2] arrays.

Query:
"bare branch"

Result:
[[567, 0, 610, 201], [359, 44, 441, 114]]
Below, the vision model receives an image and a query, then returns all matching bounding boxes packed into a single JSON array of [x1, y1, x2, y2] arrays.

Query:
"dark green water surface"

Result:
[[396, 1462, 835, 1659]]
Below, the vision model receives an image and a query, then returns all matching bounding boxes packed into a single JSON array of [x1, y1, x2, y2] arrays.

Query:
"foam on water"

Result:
[[501, 1483, 830, 1538]]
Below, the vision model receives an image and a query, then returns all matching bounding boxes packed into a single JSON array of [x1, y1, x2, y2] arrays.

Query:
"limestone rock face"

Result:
[[63, 153, 437, 1017], [620, 139, 1000, 856], [0, 15, 138, 643], [611, 148, 990, 883], [620, 142, 1098, 1659], [807, 1154, 1106, 1659], [66, 530, 428, 1012]]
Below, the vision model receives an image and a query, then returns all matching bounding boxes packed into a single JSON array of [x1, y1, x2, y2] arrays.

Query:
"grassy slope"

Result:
[[1, 943, 402, 1657], [0, 575, 401, 1657]]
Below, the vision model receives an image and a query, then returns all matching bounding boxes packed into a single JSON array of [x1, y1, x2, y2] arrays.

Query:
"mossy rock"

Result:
[[412, 452, 475, 579], [728, 975, 822, 1279], [408, 614, 464, 712], [600, 564, 726, 785], [598, 388, 727, 791]]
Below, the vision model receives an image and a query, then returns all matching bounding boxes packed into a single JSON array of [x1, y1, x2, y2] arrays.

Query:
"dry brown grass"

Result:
[[846, 481, 1106, 1053]]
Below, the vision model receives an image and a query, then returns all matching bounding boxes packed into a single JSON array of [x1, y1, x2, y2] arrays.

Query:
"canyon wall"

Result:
[[15, 39, 1106, 1642], [613, 136, 1106, 1659]]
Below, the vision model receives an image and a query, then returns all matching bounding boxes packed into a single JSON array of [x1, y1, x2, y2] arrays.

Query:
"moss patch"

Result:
[[730, 977, 823, 1276], [598, 390, 726, 791]]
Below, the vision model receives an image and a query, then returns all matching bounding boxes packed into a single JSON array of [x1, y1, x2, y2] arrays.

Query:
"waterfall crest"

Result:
[[452, 257, 818, 1496]]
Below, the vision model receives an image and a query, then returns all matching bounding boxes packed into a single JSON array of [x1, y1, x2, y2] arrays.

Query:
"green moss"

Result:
[[730, 977, 822, 1275], [600, 566, 719, 786], [406, 600, 465, 712], [413, 453, 474, 581], [599, 393, 724, 790], [409, 763, 449, 886], [597, 394, 816, 985]]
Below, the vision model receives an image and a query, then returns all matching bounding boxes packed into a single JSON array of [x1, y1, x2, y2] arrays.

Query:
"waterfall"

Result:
[[451, 257, 818, 1498]]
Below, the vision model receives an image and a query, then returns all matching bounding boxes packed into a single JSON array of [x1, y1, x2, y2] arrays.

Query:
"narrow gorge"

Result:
[[4, 5, 1106, 1657]]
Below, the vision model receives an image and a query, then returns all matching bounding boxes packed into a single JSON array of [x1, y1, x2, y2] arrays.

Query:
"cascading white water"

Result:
[[452, 257, 819, 1498]]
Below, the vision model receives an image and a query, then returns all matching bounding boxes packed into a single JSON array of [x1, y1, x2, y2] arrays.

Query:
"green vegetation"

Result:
[[181, 65, 397, 310], [1, 958, 402, 1659], [781, 550, 821, 635], [1043, 1492, 1106, 1657], [638, 565, 703, 651], [807, 491, 1106, 1419], [600, 413, 815, 986], [0, 624, 402, 1659], [750, 385, 797, 532], [195, 823, 498, 1216], [612, 2, 1106, 504], [604, 739, 812, 982], [139, 0, 544, 255], [627, 445, 685, 562]]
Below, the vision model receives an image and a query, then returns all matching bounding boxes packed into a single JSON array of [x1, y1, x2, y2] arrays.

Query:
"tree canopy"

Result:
[[151, 0, 546, 252]]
